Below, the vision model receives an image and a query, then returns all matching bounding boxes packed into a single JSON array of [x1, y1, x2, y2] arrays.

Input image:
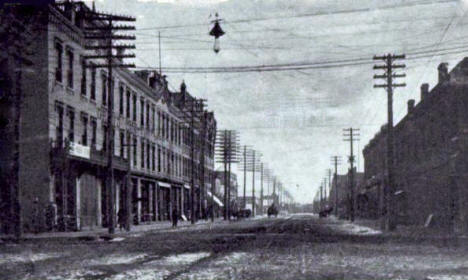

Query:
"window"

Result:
[[167, 150, 170, 174], [132, 94, 137, 121], [133, 136, 137, 166], [80, 57, 86, 96], [67, 107, 74, 142], [146, 103, 150, 130], [119, 85, 124, 115], [66, 49, 74, 88], [152, 144, 155, 171], [126, 90, 131, 118], [102, 73, 107, 106], [103, 124, 108, 151], [158, 111, 161, 135], [90, 64, 96, 100], [146, 142, 150, 169], [157, 146, 161, 172], [141, 139, 145, 168], [151, 106, 155, 132], [162, 114, 165, 138], [165, 115, 169, 140], [55, 102, 64, 146], [120, 130, 125, 158], [55, 41, 63, 83], [81, 113, 88, 146], [91, 117, 97, 148], [140, 99, 145, 127]]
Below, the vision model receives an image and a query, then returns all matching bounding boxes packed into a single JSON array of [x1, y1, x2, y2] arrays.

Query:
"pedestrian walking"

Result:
[[118, 208, 126, 231], [172, 208, 178, 228]]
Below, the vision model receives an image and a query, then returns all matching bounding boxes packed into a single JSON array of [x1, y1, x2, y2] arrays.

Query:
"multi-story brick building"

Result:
[[363, 58, 468, 232], [0, 1, 216, 234]]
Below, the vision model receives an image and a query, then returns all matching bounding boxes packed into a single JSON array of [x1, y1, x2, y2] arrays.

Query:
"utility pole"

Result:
[[323, 177, 328, 203], [252, 150, 256, 217], [320, 183, 323, 211], [84, 9, 136, 235], [331, 156, 342, 217], [215, 130, 239, 220], [199, 112, 207, 220], [178, 97, 206, 224], [343, 128, 359, 222], [190, 100, 196, 224], [373, 54, 406, 231], [260, 162, 264, 215], [158, 31, 162, 74], [243, 145, 247, 208]]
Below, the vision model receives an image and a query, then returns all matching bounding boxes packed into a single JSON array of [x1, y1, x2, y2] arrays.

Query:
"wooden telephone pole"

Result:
[[215, 130, 239, 220], [343, 128, 359, 222], [373, 54, 406, 231], [84, 7, 136, 235], [331, 156, 342, 217]]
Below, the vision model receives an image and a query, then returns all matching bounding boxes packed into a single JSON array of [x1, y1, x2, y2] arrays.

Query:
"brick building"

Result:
[[363, 58, 468, 232], [0, 1, 216, 234]]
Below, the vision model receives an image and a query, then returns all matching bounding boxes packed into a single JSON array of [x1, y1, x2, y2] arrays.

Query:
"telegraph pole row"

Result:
[[343, 128, 359, 222], [177, 98, 207, 224], [84, 9, 136, 234], [238, 149, 262, 216], [215, 130, 239, 220], [373, 53, 406, 231]]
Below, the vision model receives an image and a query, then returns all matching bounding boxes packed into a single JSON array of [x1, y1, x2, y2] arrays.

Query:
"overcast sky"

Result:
[[92, 0, 468, 204]]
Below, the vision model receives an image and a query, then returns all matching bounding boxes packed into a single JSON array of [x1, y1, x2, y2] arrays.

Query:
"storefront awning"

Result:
[[207, 191, 224, 207], [158, 182, 171, 188], [184, 184, 191, 190]]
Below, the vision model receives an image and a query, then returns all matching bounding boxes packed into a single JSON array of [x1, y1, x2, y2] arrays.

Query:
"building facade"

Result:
[[363, 59, 468, 232], [0, 1, 216, 234]]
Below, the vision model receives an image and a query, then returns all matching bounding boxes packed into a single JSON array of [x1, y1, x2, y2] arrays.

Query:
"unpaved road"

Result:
[[1, 214, 467, 280]]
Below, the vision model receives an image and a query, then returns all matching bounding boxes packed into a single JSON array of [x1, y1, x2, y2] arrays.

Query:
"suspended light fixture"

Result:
[[209, 13, 225, 54]]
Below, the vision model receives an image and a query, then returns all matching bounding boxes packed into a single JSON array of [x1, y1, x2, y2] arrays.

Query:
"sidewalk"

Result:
[[0, 218, 226, 241], [352, 217, 468, 242]]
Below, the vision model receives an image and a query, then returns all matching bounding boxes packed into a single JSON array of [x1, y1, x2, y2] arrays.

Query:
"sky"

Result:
[[91, 0, 468, 204]]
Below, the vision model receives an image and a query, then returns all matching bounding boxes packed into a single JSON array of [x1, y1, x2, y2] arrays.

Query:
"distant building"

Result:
[[214, 171, 238, 214], [363, 58, 468, 232], [328, 169, 364, 219]]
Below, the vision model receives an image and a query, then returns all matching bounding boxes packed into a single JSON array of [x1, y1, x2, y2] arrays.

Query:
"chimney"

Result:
[[148, 72, 156, 89], [180, 80, 186, 94], [407, 99, 415, 113], [438, 62, 449, 83], [420, 83, 429, 100]]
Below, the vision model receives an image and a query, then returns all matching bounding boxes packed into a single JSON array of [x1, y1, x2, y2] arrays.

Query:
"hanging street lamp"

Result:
[[209, 13, 225, 53]]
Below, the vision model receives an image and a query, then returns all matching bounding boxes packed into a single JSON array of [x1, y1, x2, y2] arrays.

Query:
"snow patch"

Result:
[[160, 252, 211, 266], [0, 253, 63, 265], [339, 223, 382, 235], [90, 253, 148, 265], [110, 237, 125, 242], [108, 269, 169, 280], [45, 269, 102, 280], [213, 252, 249, 265]]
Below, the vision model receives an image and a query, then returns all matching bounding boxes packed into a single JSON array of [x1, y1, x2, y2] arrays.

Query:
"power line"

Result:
[[136, 0, 456, 31]]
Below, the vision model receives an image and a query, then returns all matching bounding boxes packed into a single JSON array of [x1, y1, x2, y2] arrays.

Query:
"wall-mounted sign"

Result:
[[69, 142, 91, 159]]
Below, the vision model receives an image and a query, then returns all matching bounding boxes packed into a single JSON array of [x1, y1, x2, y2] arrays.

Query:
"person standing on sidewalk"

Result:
[[172, 208, 178, 228], [118, 208, 126, 231]]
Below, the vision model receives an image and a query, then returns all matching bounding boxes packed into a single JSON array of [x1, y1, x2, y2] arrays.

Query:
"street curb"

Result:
[[0, 220, 223, 243]]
